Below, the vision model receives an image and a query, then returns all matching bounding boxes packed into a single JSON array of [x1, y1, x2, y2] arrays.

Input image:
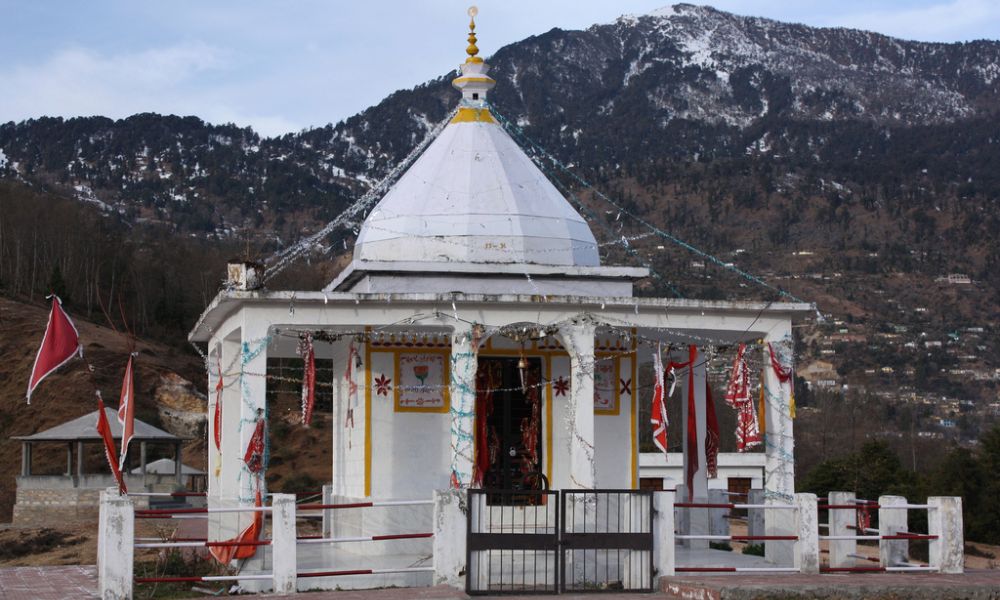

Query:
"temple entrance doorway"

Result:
[[476, 357, 545, 493]]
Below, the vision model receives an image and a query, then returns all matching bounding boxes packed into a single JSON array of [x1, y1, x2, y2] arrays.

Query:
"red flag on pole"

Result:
[[116, 355, 135, 472], [26, 296, 82, 403], [97, 397, 127, 495], [685, 345, 698, 501], [650, 344, 668, 456]]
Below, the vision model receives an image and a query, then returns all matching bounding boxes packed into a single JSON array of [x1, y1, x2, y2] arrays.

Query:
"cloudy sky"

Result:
[[1, 1, 998, 136]]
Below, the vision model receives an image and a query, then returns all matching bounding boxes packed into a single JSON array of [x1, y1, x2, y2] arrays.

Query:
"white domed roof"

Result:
[[353, 112, 600, 267]]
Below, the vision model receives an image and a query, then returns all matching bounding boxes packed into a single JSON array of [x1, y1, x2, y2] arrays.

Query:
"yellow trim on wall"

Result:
[[364, 328, 373, 498], [392, 348, 452, 413], [630, 329, 638, 488]]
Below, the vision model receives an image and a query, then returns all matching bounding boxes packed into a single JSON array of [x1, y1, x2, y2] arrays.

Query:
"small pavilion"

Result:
[[11, 407, 186, 525]]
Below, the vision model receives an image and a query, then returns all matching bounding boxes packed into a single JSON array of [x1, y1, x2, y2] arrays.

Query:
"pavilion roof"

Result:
[[12, 408, 183, 442]]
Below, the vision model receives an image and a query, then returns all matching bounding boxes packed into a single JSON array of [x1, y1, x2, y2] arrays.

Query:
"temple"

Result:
[[188, 8, 812, 590]]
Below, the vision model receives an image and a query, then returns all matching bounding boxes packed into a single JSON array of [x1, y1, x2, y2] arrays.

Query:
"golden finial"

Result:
[[466, 6, 482, 63]]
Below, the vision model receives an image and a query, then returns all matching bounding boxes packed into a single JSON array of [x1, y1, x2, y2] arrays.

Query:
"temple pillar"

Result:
[[763, 325, 796, 565], [449, 322, 476, 487], [680, 345, 709, 549], [561, 319, 596, 489], [239, 319, 270, 504]]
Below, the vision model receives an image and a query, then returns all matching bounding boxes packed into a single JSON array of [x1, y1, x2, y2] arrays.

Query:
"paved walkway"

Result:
[[3, 565, 1000, 599], [0, 565, 97, 600]]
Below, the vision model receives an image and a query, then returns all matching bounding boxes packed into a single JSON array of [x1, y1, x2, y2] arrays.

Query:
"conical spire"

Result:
[[452, 6, 496, 122]]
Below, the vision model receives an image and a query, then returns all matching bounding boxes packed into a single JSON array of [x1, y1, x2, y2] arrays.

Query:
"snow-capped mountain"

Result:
[[1, 3, 999, 243]]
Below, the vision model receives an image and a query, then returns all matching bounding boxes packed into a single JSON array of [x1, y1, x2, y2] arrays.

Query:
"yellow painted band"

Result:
[[454, 75, 495, 84], [450, 107, 497, 124]]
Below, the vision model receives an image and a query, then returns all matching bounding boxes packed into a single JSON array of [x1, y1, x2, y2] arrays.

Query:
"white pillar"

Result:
[[271, 494, 297, 594], [240, 321, 269, 503], [679, 347, 708, 501], [763, 328, 795, 566], [794, 493, 819, 574], [238, 322, 270, 584], [879, 495, 908, 567], [98, 487, 134, 600], [928, 496, 964, 573], [433, 488, 467, 588], [828, 491, 856, 568], [562, 320, 596, 489], [449, 323, 477, 487], [653, 490, 676, 583], [213, 335, 243, 544]]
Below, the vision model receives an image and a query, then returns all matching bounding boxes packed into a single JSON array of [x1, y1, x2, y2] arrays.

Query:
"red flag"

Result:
[[96, 397, 127, 495], [116, 356, 136, 472], [243, 412, 266, 474], [650, 344, 668, 456], [208, 487, 263, 564], [298, 334, 316, 426], [213, 362, 223, 451], [705, 382, 719, 479], [724, 344, 761, 452], [768, 342, 797, 418], [26, 296, 82, 403], [685, 345, 698, 501]]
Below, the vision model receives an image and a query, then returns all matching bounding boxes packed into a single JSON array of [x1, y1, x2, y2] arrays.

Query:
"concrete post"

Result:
[[653, 490, 676, 583], [448, 322, 477, 487], [762, 332, 795, 566], [708, 489, 730, 538], [879, 495, 908, 568], [271, 494, 297, 594], [794, 493, 819, 574], [562, 320, 597, 489], [747, 489, 765, 539], [433, 488, 467, 588], [321, 483, 334, 538], [928, 496, 964, 573], [827, 491, 856, 568], [98, 487, 134, 600]]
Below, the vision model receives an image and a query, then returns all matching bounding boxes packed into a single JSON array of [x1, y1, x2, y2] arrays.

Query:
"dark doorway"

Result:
[[476, 357, 544, 493]]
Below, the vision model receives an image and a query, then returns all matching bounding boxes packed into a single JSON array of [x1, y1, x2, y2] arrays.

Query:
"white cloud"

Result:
[[823, 0, 1000, 42], [0, 42, 300, 135]]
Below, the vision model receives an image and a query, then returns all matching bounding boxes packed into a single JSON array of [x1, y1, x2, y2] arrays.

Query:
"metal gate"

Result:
[[466, 489, 653, 595], [467, 488, 560, 595], [561, 490, 654, 593]]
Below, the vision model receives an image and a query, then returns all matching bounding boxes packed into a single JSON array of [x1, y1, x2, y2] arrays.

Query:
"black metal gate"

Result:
[[561, 490, 654, 593], [466, 489, 653, 595], [467, 488, 560, 595]]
